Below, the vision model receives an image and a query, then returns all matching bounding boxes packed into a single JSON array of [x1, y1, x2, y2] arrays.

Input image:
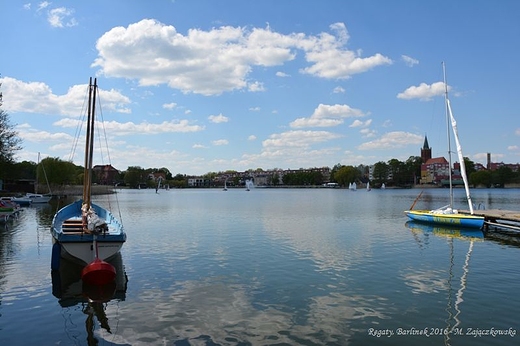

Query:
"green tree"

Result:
[[470, 170, 492, 188], [463, 157, 476, 176], [492, 166, 514, 188], [281, 170, 324, 186], [333, 165, 359, 187], [150, 167, 172, 180], [511, 170, 520, 184], [171, 173, 188, 188], [372, 161, 389, 186], [0, 109, 23, 179], [36, 157, 81, 190], [387, 159, 405, 186], [405, 156, 422, 185], [124, 166, 145, 188], [330, 163, 343, 183], [282, 173, 294, 185], [8, 160, 36, 180], [269, 172, 281, 186]]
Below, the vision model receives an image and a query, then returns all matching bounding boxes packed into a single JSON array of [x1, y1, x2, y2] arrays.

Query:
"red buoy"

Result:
[[81, 258, 116, 285]]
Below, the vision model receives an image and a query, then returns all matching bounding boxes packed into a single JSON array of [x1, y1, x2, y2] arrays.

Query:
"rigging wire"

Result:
[[94, 92, 113, 167], [65, 80, 124, 226], [68, 83, 90, 163], [425, 66, 446, 159], [95, 89, 124, 226]]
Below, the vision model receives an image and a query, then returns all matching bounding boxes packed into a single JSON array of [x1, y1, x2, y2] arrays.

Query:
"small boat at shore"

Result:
[[0, 198, 24, 222], [405, 209, 485, 229], [11, 195, 33, 206], [26, 193, 52, 204], [11, 193, 51, 205], [0, 199, 18, 212], [51, 78, 126, 270]]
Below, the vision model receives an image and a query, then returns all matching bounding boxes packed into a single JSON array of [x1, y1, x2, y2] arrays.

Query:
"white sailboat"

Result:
[[404, 63, 484, 229], [18, 153, 53, 204]]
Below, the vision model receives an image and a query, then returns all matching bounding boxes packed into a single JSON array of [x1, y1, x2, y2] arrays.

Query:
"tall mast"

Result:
[[443, 62, 454, 209], [35, 152, 40, 193], [87, 78, 97, 207], [83, 78, 93, 204], [444, 65, 476, 214], [82, 78, 97, 208]]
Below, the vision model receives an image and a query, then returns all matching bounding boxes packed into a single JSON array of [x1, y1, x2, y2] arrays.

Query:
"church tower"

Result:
[[421, 135, 432, 163]]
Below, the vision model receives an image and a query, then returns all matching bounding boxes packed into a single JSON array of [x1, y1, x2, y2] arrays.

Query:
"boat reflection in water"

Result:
[[405, 220, 484, 240], [405, 221, 480, 346], [51, 252, 127, 345]]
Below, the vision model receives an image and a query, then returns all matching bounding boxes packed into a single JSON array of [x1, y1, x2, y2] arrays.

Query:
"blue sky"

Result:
[[1, 0, 519, 175]]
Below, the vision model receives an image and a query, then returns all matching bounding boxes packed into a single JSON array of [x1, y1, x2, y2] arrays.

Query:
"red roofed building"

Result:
[[92, 164, 120, 185], [421, 157, 450, 184]]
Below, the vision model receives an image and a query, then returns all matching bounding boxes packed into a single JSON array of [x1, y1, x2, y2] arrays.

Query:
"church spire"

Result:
[[421, 134, 432, 163], [423, 135, 430, 149]]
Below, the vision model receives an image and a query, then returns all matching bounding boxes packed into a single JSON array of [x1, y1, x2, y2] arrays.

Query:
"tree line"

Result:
[[3, 154, 518, 190], [1, 99, 519, 189]]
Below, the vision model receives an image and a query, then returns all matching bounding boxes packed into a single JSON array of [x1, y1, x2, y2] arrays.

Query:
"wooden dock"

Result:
[[461, 209, 520, 233]]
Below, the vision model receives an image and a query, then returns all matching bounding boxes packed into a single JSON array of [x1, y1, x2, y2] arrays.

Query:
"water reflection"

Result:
[[405, 221, 485, 241], [51, 253, 127, 345], [404, 221, 478, 346], [111, 278, 390, 345]]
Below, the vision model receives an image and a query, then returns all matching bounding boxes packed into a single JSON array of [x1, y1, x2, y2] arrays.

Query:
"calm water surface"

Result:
[[1, 188, 519, 345]]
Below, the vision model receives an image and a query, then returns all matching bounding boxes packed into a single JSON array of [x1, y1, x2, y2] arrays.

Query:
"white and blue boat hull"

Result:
[[51, 199, 126, 267], [404, 210, 484, 229]]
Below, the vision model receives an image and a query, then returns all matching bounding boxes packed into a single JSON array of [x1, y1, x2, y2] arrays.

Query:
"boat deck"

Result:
[[460, 209, 520, 233], [59, 216, 122, 235], [62, 219, 85, 233]]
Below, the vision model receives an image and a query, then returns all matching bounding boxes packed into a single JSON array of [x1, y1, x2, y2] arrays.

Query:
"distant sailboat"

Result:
[[223, 178, 228, 191], [23, 152, 53, 204], [366, 181, 371, 191], [156, 177, 162, 194]]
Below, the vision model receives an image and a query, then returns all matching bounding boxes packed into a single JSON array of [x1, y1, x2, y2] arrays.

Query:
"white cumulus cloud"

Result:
[[397, 82, 446, 101]]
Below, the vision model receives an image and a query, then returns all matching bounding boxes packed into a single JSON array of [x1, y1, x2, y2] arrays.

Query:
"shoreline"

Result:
[[4, 183, 519, 197], [48, 185, 117, 196]]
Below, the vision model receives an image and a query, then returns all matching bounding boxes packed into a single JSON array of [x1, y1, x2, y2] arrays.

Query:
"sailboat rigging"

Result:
[[51, 78, 126, 282], [404, 63, 484, 229]]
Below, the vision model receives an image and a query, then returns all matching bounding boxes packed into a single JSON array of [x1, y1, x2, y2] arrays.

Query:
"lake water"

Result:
[[1, 187, 519, 345]]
